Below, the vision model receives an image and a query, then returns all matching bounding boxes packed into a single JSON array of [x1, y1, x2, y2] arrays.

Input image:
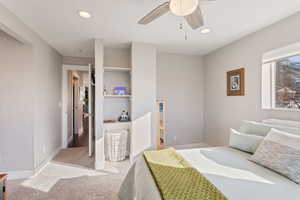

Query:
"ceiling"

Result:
[[1, 0, 300, 57]]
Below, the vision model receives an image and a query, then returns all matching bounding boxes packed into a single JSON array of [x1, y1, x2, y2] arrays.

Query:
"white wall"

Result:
[[94, 39, 105, 169], [0, 3, 62, 176], [157, 53, 205, 146], [204, 12, 300, 146], [131, 42, 157, 151]]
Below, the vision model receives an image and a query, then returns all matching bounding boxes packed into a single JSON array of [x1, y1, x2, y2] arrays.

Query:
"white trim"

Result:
[[262, 108, 300, 112], [34, 148, 61, 173], [1, 170, 33, 180], [61, 64, 89, 148], [262, 41, 300, 63], [95, 161, 105, 170]]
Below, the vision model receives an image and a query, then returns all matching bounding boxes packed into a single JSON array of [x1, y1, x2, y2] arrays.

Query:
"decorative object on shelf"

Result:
[[104, 120, 117, 123], [227, 68, 245, 96], [157, 100, 166, 150], [113, 87, 127, 95], [103, 85, 108, 95], [118, 110, 130, 122]]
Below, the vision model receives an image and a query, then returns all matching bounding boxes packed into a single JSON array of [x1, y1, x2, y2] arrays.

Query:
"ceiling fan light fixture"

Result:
[[78, 10, 92, 19], [169, 0, 199, 16], [201, 28, 211, 34]]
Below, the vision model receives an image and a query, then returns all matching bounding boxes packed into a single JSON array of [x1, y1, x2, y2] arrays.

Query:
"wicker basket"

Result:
[[105, 129, 128, 162]]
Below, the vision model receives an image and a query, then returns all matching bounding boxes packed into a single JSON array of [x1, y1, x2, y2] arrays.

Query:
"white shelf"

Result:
[[104, 95, 131, 98], [104, 66, 131, 72]]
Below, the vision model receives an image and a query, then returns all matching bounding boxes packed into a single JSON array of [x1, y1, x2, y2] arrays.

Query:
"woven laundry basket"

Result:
[[105, 129, 128, 162]]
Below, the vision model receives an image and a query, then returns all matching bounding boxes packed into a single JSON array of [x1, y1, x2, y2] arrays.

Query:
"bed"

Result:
[[118, 146, 300, 200]]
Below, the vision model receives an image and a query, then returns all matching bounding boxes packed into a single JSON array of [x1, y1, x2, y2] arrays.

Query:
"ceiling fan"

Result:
[[138, 0, 215, 30]]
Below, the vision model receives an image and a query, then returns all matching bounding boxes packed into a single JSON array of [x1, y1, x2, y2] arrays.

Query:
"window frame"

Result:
[[262, 54, 300, 112]]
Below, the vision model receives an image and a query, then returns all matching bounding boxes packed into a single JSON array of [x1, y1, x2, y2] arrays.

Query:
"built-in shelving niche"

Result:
[[103, 67, 131, 121]]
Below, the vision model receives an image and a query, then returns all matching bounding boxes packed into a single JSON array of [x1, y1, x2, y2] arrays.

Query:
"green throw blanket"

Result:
[[144, 148, 228, 200]]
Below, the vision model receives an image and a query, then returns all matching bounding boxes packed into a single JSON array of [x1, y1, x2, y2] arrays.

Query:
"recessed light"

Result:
[[201, 28, 211, 34], [78, 10, 92, 19]]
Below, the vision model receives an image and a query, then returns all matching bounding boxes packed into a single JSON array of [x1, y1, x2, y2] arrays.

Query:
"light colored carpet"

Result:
[[8, 147, 130, 200]]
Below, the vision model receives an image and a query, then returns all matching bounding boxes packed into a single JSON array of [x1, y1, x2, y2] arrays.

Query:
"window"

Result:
[[262, 54, 300, 110]]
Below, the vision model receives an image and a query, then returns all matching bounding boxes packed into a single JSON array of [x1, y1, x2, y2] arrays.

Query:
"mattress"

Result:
[[118, 147, 300, 200]]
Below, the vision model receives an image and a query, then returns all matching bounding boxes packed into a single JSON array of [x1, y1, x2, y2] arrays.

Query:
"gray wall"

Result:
[[157, 53, 205, 146], [203, 12, 300, 146], [33, 38, 62, 168], [0, 3, 62, 173], [0, 30, 34, 172], [63, 56, 93, 66], [104, 47, 131, 67]]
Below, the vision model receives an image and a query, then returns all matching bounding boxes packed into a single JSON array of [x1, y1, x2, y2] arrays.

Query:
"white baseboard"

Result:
[[95, 161, 105, 170], [2, 147, 61, 180], [33, 147, 61, 175], [1, 170, 34, 180]]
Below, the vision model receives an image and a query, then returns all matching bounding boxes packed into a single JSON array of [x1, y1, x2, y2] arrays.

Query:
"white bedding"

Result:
[[119, 147, 300, 200]]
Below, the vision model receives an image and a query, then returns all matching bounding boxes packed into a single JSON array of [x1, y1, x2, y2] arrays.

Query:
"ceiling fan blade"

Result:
[[138, 2, 170, 25], [184, 6, 204, 30]]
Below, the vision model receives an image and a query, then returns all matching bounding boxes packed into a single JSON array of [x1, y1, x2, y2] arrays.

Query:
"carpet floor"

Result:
[[8, 147, 130, 200]]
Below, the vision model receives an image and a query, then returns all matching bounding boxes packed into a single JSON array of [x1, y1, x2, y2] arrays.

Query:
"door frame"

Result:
[[61, 65, 90, 148]]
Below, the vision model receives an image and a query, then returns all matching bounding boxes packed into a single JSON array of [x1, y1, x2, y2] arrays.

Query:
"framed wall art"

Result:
[[227, 68, 245, 96]]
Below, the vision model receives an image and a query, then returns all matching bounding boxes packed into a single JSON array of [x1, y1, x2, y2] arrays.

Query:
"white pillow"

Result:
[[250, 128, 300, 184], [229, 128, 264, 154], [263, 119, 300, 129], [239, 120, 300, 137], [239, 121, 271, 136]]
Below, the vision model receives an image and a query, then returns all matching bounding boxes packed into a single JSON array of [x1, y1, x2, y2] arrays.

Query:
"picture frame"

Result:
[[227, 68, 245, 96]]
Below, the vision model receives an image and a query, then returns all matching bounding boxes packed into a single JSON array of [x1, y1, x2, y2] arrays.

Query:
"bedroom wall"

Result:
[[0, 30, 34, 173], [0, 3, 62, 177], [203, 11, 300, 146], [157, 53, 205, 146]]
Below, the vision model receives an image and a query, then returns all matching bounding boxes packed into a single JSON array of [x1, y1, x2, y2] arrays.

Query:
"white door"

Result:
[[88, 65, 95, 157], [73, 77, 80, 136]]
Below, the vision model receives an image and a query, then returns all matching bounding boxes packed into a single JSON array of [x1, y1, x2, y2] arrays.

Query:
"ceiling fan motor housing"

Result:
[[169, 0, 199, 16]]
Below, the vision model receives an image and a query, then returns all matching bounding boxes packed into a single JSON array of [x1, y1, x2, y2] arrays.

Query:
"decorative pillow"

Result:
[[249, 128, 300, 184], [229, 128, 263, 154], [239, 120, 300, 137]]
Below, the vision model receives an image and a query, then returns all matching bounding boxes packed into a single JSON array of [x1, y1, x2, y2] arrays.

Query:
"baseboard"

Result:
[[95, 161, 105, 170], [67, 135, 73, 146], [34, 147, 61, 174], [3, 147, 61, 180], [1, 170, 34, 180]]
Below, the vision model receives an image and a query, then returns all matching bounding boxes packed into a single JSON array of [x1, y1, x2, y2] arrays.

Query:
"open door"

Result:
[[88, 64, 95, 157]]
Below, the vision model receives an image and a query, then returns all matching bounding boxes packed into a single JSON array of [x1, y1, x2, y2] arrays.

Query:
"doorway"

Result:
[[69, 75, 86, 148], [62, 65, 95, 162]]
